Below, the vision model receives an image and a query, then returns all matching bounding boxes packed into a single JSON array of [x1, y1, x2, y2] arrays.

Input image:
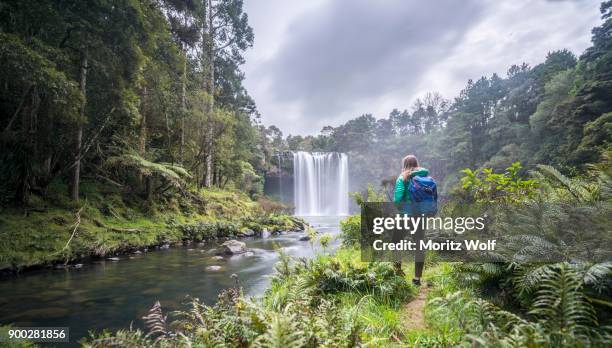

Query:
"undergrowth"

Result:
[[0, 180, 303, 271], [84, 246, 418, 347]]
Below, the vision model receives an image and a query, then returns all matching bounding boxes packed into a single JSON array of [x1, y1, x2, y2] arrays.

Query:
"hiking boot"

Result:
[[412, 278, 421, 286]]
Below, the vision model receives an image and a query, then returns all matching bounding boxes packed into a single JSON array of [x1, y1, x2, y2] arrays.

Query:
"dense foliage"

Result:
[[442, 155, 612, 346], [0, 0, 265, 207]]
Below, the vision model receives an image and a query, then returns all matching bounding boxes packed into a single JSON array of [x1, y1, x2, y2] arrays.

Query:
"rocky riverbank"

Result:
[[0, 183, 306, 275]]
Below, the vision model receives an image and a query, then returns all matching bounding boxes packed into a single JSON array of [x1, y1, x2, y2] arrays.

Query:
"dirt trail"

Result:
[[401, 286, 429, 331]]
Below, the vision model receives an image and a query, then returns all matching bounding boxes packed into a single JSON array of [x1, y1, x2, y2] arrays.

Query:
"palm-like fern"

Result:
[[529, 264, 599, 338], [105, 153, 192, 189]]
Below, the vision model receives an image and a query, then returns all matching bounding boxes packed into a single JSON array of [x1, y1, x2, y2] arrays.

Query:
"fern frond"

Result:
[[142, 301, 168, 342], [537, 165, 577, 195], [106, 153, 191, 188], [529, 264, 598, 337], [576, 261, 612, 294], [253, 312, 306, 348]]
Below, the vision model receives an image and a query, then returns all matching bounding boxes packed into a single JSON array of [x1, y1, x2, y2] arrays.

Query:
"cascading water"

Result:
[[293, 151, 349, 216]]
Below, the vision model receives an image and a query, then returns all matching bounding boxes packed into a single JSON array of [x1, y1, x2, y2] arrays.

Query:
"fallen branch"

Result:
[[109, 227, 141, 233], [92, 218, 140, 233], [58, 206, 83, 264], [94, 174, 123, 187]]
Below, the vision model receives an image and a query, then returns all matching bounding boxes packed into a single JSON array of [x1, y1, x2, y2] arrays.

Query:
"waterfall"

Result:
[[277, 154, 282, 202], [293, 151, 349, 216]]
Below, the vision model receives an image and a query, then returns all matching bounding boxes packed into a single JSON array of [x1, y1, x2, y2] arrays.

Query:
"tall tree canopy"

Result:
[[0, 0, 260, 206]]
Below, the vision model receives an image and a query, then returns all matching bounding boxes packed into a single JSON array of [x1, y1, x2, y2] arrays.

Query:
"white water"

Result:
[[293, 151, 349, 216]]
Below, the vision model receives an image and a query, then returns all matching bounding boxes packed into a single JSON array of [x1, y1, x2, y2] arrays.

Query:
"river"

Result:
[[0, 216, 343, 345]]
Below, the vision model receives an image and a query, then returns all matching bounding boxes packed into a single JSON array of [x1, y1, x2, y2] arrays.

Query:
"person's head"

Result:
[[402, 155, 419, 170]]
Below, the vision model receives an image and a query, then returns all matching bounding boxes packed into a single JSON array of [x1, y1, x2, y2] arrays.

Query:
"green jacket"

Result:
[[393, 167, 430, 203]]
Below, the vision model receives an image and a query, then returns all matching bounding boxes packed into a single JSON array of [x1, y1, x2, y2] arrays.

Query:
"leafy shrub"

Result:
[[181, 213, 303, 241], [350, 183, 387, 206], [340, 215, 360, 247], [460, 162, 538, 203], [180, 221, 240, 240], [268, 249, 415, 308], [242, 213, 298, 232]]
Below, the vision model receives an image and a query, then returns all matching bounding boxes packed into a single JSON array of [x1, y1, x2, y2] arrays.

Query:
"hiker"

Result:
[[393, 155, 438, 286]]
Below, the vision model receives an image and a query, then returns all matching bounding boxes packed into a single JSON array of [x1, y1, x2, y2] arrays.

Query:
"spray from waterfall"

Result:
[[293, 151, 349, 216]]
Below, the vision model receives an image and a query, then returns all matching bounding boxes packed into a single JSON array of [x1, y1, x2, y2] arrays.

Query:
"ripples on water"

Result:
[[0, 216, 343, 344]]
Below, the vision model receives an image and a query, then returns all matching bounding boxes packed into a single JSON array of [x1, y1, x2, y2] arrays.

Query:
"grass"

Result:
[[0, 180, 302, 271]]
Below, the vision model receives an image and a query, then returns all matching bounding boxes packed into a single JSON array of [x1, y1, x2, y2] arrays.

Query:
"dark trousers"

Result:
[[392, 216, 425, 278], [413, 224, 425, 278]]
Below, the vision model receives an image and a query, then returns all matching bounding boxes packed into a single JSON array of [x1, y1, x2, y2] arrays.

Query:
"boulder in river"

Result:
[[238, 229, 256, 237], [219, 240, 248, 255], [205, 265, 223, 272], [210, 255, 225, 261], [299, 235, 311, 241], [107, 257, 120, 261], [290, 217, 307, 231]]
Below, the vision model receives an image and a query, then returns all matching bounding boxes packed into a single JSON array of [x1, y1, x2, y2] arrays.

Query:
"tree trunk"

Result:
[[139, 86, 147, 155], [69, 50, 87, 201], [140, 85, 150, 199], [15, 86, 39, 205], [29, 86, 41, 190], [164, 109, 172, 162], [204, 0, 215, 188], [43, 105, 54, 179], [180, 56, 186, 163], [145, 176, 153, 202]]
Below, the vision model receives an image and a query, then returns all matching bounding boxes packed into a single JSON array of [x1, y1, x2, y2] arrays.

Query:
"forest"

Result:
[[0, 0, 284, 271], [0, 0, 611, 347], [1, 0, 264, 207]]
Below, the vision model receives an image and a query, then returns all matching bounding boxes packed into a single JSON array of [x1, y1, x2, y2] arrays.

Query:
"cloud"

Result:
[[264, 0, 483, 133], [415, 0, 601, 98], [243, 0, 601, 135]]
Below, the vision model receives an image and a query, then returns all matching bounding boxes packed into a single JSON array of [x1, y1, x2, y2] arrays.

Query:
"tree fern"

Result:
[[105, 153, 192, 189], [529, 264, 599, 340], [578, 261, 612, 295], [536, 164, 601, 203]]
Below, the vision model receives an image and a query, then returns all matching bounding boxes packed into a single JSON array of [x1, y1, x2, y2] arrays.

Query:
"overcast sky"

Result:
[[242, 0, 602, 136]]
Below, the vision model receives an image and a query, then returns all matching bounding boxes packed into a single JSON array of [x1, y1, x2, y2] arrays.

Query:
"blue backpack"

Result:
[[408, 176, 438, 215]]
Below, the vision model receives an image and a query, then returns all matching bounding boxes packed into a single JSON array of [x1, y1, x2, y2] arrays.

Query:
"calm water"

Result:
[[0, 216, 343, 346]]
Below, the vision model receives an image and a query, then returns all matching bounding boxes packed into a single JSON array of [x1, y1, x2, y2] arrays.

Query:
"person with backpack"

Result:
[[393, 155, 438, 286]]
